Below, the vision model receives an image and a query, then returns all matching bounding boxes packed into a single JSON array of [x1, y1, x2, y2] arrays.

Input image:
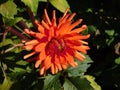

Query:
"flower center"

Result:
[[46, 38, 65, 55]]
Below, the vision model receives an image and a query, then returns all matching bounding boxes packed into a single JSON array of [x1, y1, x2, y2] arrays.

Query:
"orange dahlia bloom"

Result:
[[23, 9, 90, 75]]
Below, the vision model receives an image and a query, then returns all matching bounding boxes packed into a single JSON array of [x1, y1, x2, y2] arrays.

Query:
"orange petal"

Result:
[[61, 8, 69, 20], [24, 29, 35, 36], [58, 21, 71, 35], [55, 65, 58, 74], [70, 25, 87, 33], [49, 27, 55, 37], [52, 10, 57, 27], [34, 43, 46, 52], [35, 20, 45, 33], [66, 53, 77, 67], [59, 56, 68, 69], [74, 51, 85, 61], [44, 9, 52, 25], [25, 40, 39, 45], [24, 52, 36, 59], [74, 46, 90, 54], [61, 63, 68, 69], [51, 63, 55, 74], [79, 40, 88, 45], [67, 34, 90, 40], [55, 55, 62, 71], [35, 33, 45, 39], [67, 13, 76, 21], [41, 20, 50, 30], [23, 44, 35, 50], [39, 49, 46, 60], [35, 59, 43, 68], [58, 14, 70, 28], [40, 66, 45, 75], [68, 19, 83, 32], [44, 56, 52, 70]]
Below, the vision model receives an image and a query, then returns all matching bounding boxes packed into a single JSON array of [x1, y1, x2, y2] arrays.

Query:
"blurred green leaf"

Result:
[[13, 67, 26, 72], [0, 77, 14, 90], [0, 1, 17, 19], [43, 73, 61, 90], [39, 0, 47, 2], [68, 76, 94, 90], [49, 0, 70, 13], [3, 17, 22, 26], [16, 60, 28, 66], [105, 29, 115, 36], [115, 57, 120, 64], [67, 55, 93, 77], [82, 25, 96, 35], [85, 75, 102, 90], [21, 0, 39, 14], [63, 78, 77, 90], [0, 39, 13, 47]]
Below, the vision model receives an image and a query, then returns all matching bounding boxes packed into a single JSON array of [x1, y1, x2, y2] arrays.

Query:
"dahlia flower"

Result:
[[23, 9, 90, 75]]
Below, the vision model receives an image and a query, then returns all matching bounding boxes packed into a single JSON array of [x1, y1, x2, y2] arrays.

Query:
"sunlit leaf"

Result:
[[21, 0, 39, 14], [115, 57, 120, 64], [49, 0, 71, 13], [0, 77, 14, 90], [0, 1, 17, 19], [85, 75, 102, 90]]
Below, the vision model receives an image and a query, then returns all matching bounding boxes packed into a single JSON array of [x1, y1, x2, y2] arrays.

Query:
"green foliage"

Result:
[[68, 76, 94, 90], [0, 1, 17, 19], [0, 77, 13, 90], [115, 57, 120, 64], [3, 17, 23, 26], [43, 73, 61, 90], [49, 0, 70, 13], [21, 0, 39, 14], [63, 78, 77, 90], [85, 75, 102, 90]]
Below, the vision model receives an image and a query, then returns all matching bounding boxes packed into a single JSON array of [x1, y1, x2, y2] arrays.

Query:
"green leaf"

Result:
[[49, 0, 71, 13], [43, 73, 61, 90], [68, 76, 94, 90], [85, 75, 102, 90], [38, 0, 47, 2], [82, 25, 96, 35], [0, 39, 13, 47], [66, 55, 93, 77], [16, 60, 28, 66], [0, 77, 14, 90], [63, 78, 77, 90], [105, 29, 115, 36], [13, 67, 26, 72], [21, 0, 39, 14], [3, 17, 22, 26], [115, 57, 120, 64], [0, 1, 17, 19]]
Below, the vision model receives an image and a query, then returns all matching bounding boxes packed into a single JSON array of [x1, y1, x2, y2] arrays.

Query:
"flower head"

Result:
[[23, 9, 90, 75]]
